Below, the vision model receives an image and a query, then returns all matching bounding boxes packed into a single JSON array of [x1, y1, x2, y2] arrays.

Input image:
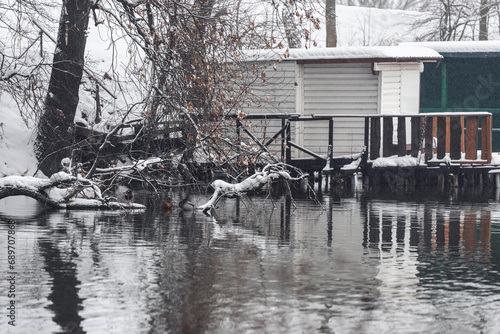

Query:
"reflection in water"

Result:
[[38, 234, 84, 333], [361, 201, 500, 333], [2, 194, 500, 333]]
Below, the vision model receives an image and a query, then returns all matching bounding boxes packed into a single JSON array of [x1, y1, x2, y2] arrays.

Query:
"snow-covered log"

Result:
[[0, 172, 145, 210], [198, 163, 308, 213]]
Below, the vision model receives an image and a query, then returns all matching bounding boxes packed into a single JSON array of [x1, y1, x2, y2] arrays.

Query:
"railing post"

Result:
[[437, 116, 446, 159], [425, 116, 434, 162], [450, 116, 462, 160], [364, 117, 370, 165], [383, 116, 394, 157], [397, 116, 406, 157], [481, 115, 492, 163], [370, 117, 380, 160], [236, 119, 242, 166], [328, 119, 334, 168], [281, 118, 286, 162], [285, 120, 291, 165], [465, 116, 478, 160], [411, 117, 421, 158]]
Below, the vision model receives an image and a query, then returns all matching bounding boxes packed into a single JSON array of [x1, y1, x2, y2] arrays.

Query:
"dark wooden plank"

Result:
[[264, 125, 287, 148], [281, 119, 286, 162], [383, 117, 394, 157], [450, 116, 462, 160], [364, 118, 369, 149], [370, 117, 380, 160], [289, 141, 326, 161], [328, 119, 334, 168], [397, 116, 406, 157], [410, 117, 421, 158], [465, 116, 478, 160], [437, 116, 446, 159], [425, 116, 434, 162], [446, 117, 450, 153], [481, 115, 492, 163], [285, 121, 291, 164], [363, 117, 370, 166]]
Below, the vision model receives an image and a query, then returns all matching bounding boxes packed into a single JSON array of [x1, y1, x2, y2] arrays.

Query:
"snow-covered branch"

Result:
[[94, 157, 162, 175], [0, 171, 145, 210], [198, 163, 308, 213]]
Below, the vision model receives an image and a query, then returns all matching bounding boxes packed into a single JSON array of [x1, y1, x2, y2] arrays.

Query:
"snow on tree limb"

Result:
[[198, 163, 308, 213], [0, 171, 145, 210], [94, 157, 162, 175]]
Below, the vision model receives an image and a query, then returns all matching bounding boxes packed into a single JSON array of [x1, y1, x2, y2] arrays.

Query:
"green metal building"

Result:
[[404, 41, 500, 151]]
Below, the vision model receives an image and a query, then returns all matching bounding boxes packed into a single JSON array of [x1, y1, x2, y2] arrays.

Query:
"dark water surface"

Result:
[[1, 193, 500, 333]]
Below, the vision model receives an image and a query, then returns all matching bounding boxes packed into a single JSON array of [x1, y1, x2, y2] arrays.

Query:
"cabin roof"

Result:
[[242, 46, 442, 63], [400, 41, 500, 58]]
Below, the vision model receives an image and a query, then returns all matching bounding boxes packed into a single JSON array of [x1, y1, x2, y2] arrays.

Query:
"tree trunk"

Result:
[[36, 0, 91, 176], [326, 0, 337, 47], [282, 1, 302, 48], [479, 0, 489, 40]]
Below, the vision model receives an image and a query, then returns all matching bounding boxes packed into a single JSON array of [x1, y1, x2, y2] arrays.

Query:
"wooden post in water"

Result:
[[370, 117, 380, 160]]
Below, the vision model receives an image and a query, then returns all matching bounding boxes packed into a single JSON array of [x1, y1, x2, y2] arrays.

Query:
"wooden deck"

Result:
[[241, 112, 493, 169], [240, 112, 498, 197]]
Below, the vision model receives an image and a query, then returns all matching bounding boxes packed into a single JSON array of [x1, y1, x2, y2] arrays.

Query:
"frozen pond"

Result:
[[1, 192, 500, 333]]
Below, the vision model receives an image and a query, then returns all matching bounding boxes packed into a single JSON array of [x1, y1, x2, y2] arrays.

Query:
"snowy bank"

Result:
[[0, 96, 39, 177]]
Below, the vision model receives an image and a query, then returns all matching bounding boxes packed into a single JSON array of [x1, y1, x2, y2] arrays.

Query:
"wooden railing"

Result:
[[314, 112, 493, 165], [238, 112, 493, 168]]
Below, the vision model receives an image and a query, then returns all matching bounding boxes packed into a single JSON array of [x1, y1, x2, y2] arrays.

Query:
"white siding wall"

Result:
[[379, 70, 402, 114], [241, 60, 424, 160], [241, 61, 298, 156], [300, 63, 379, 157], [375, 62, 423, 145], [244, 61, 297, 115], [375, 62, 423, 115]]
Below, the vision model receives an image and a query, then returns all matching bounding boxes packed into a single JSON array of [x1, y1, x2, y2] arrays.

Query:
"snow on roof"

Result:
[[243, 45, 442, 63], [400, 41, 500, 54]]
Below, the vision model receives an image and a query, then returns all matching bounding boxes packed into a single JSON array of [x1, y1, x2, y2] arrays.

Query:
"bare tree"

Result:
[[480, 0, 490, 40], [326, 0, 337, 47], [1, 0, 321, 192], [0, 1, 56, 126], [35, 0, 92, 176], [411, 0, 478, 41], [337, 0, 428, 10], [88, 0, 322, 183], [282, 0, 303, 48]]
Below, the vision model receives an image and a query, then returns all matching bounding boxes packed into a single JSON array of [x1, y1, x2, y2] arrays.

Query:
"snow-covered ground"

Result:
[[0, 97, 39, 177], [0, 4, 499, 177]]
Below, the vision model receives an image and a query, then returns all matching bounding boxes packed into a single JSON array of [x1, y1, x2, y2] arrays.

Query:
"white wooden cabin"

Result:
[[240, 46, 442, 159]]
